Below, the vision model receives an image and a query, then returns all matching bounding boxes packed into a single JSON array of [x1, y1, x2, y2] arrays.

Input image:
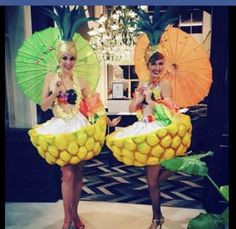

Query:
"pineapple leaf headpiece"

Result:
[[134, 7, 180, 81], [43, 6, 97, 41], [134, 6, 179, 46]]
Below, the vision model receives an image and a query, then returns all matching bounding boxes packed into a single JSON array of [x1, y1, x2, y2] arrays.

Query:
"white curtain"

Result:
[[5, 6, 37, 128]]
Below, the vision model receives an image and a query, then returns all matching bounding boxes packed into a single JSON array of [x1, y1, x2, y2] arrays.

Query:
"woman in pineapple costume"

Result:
[[129, 50, 177, 229], [38, 44, 120, 229], [16, 6, 120, 229], [106, 7, 194, 229], [41, 39, 90, 229]]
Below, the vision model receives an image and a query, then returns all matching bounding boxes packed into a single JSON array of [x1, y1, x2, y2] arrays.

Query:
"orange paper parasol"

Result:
[[160, 27, 212, 108], [135, 27, 212, 108]]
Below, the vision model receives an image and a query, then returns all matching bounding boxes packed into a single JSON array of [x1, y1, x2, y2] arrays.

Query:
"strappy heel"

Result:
[[149, 215, 164, 229], [62, 220, 72, 229], [74, 220, 85, 229], [73, 217, 85, 229]]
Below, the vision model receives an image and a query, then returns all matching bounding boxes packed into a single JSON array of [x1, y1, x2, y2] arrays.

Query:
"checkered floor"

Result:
[[81, 149, 204, 209]]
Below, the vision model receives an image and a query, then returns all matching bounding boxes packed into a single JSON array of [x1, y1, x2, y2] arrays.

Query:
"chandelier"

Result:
[[88, 6, 139, 63]]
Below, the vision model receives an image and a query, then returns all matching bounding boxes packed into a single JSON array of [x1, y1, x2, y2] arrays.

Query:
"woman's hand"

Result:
[[143, 87, 152, 98], [107, 116, 121, 127], [129, 88, 145, 112], [79, 79, 91, 98], [41, 73, 62, 111], [133, 89, 145, 104], [143, 87, 155, 105]]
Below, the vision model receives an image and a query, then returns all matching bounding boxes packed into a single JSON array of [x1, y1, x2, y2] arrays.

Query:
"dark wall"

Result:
[[5, 129, 61, 202], [203, 6, 229, 214], [5, 6, 61, 202]]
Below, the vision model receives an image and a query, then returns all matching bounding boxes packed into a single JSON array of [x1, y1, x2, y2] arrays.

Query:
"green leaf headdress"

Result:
[[134, 7, 179, 81], [134, 6, 179, 62]]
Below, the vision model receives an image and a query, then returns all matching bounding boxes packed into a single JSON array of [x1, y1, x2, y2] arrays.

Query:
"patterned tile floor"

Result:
[[80, 149, 205, 209]]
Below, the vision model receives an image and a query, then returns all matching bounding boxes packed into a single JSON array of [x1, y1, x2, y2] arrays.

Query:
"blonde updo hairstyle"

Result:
[[56, 40, 77, 63]]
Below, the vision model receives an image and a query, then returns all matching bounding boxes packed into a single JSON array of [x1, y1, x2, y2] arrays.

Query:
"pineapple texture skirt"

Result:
[[28, 113, 107, 166], [106, 114, 192, 167]]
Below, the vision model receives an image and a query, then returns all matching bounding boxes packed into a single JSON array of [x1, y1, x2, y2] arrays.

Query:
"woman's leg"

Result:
[[159, 167, 174, 183], [61, 165, 75, 228], [72, 161, 86, 223], [146, 165, 162, 220]]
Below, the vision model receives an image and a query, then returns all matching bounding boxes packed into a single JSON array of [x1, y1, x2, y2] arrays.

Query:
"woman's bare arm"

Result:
[[106, 116, 121, 127], [79, 79, 91, 98], [129, 82, 145, 112], [160, 80, 172, 101], [41, 73, 61, 111], [160, 80, 178, 109]]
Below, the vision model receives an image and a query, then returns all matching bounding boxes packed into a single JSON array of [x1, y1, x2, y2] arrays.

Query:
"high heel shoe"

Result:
[[149, 215, 164, 229], [73, 219, 85, 229], [62, 220, 72, 229]]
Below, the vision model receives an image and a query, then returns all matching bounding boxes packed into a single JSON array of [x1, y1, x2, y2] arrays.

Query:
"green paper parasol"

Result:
[[15, 27, 100, 105]]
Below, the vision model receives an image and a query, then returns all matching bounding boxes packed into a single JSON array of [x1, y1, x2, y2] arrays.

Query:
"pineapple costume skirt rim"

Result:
[[28, 115, 107, 166], [106, 113, 192, 167]]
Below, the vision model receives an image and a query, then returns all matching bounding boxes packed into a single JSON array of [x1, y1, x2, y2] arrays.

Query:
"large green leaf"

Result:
[[153, 104, 172, 126], [62, 10, 72, 40], [42, 7, 63, 36], [152, 6, 161, 23], [152, 30, 163, 46], [42, 6, 94, 41], [221, 207, 229, 225], [161, 157, 183, 170], [69, 17, 97, 40], [161, 151, 214, 176], [135, 9, 151, 24], [220, 186, 229, 202], [134, 7, 179, 46], [158, 7, 180, 29], [187, 213, 225, 229]]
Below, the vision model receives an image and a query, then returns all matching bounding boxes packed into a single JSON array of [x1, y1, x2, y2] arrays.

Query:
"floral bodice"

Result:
[[149, 83, 162, 102], [51, 75, 82, 119], [57, 89, 78, 105], [136, 82, 174, 125], [49, 73, 105, 122]]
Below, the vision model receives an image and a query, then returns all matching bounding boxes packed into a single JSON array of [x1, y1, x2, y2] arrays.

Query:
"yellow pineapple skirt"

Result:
[[106, 113, 192, 166], [28, 113, 107, 166]]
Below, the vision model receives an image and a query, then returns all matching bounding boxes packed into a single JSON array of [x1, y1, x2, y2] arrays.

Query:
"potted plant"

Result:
[[161, 151, 229, 229]]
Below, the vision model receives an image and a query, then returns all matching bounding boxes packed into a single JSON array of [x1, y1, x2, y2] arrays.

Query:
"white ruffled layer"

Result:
[[115, 121, 165, 139], [36, 112, 90, 135]]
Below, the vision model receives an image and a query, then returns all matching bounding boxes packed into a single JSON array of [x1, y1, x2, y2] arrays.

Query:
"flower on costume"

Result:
[[79, 93, 106, 124]]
